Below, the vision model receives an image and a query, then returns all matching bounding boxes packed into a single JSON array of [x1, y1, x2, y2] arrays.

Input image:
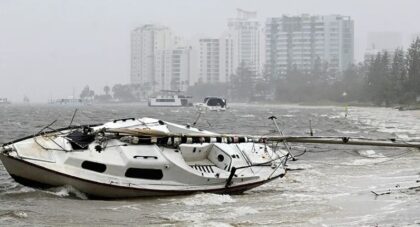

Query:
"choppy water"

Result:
[[1, 103, 420, 226]]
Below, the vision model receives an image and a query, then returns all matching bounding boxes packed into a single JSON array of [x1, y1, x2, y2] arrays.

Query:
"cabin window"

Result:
[[81, 161, 106, 173], [125, 168, 163, 180], [156, 98, 175, 102]]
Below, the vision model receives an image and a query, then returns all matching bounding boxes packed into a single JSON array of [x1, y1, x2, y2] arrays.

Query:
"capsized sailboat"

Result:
[[0, 117, 289, 199]]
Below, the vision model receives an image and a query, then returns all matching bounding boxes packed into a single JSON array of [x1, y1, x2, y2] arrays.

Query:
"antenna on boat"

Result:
[[68, 108, 78, 127], [268, 116, 296, 161]]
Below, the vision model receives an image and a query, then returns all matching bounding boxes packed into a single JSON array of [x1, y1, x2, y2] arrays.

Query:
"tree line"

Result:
[[81, 38, 420, 105], [79, 84, 140, 103], [190, 38, 420, 106]]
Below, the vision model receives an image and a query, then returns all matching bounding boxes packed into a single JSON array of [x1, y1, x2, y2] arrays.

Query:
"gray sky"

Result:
[[1, 0, 419, 102]]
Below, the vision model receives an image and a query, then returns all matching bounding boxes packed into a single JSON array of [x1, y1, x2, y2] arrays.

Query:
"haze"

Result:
[[1, 0, 419, 102]]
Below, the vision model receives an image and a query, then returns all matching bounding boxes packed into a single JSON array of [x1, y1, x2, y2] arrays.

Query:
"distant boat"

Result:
[[194, 97, 227, 111], [48, 98, 87, 105], [0, 98, 11, 105], [148, 90, 192, 107], [396, 105, 420, 111]]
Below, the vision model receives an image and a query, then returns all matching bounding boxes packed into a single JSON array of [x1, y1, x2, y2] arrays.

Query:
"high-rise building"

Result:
[[155, 47, 192, 91], [131, 24, 191, 94], [228, 9, 262, 74], [265, 14, 354, 76], [131, 25, 174, 88], [198, 35, 234, 84]]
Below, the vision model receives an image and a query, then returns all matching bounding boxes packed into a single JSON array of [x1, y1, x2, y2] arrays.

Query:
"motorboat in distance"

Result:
[[0, 117, 289, 199], [148, 90, 192, 107], [0, 98, 11, 105], [194, 97, 227, 111], [148, 95, 192, 107]]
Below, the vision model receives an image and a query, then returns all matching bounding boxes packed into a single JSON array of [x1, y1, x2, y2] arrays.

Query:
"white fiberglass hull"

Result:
[[0, 154, 283, 198], [0, 117, 288, 199]]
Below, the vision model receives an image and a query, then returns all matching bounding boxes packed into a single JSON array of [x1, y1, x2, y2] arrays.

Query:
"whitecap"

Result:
[[357, 150, 385, 158], [336, 130, 360, 134], [0, 210, 28, 219], [239, 114, 255, 118], [13, 211, 28, 218], [281, 114, 295, 118], [180, 193, 235, 206], [344, 158, 388, 166], [221, 206, 259, 218], [194, 222, 233, 227], [396, 134, 410, 139], [46, 185, 88, 200], [1, 186, 36, 195], [103, 205, 140, 211], [328, 115, 342, 119], [281, 193, 322, 202], [166, 212, 208, 222]]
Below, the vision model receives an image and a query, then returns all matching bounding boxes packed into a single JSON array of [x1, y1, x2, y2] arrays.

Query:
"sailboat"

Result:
[[1, 114, 420, 199], [0, 117, 289, 198]]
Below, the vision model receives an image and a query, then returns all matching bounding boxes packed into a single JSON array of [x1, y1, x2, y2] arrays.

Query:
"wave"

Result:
[[0, 210, 28, 220], [1, 185, 36, 195], [343, 158, 389, 166], [335, 129, 360, 134], [219, 206, 259, 218], [238, 114, 255, 118], [45, 185, 88, 200], [179, 193, 235, 206], [102, 205, 140, 211], [165, 211, 208, 223], [357, 150, 386, 158]]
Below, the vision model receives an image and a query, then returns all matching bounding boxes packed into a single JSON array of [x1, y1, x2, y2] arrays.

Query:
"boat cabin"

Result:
[[204, 97, 227, 108]]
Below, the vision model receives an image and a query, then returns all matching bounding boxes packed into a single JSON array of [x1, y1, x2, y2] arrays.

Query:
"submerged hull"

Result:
[[0, 154, 282, 199]]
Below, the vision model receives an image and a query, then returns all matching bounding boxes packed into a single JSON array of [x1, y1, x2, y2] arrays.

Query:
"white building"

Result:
[[265, 14, 354, 76], [228, 9, 262, 74], [131, 24, 192, 94], [155, 47, 192, 91], [199, 34, 234, 84]]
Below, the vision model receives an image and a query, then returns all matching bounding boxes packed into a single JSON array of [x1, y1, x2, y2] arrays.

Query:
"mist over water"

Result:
[[1, 104, 419, 226], [1, 0, 420, 102]]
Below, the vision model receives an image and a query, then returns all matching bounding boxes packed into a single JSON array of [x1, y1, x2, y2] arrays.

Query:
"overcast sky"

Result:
[[1, 0, 419, 102]]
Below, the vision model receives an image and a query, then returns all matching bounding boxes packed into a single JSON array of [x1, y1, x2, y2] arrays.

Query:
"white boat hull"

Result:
[[0, 117, 288, 199], [0, 154, 283, 198], [148, 95, 192, 107]]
